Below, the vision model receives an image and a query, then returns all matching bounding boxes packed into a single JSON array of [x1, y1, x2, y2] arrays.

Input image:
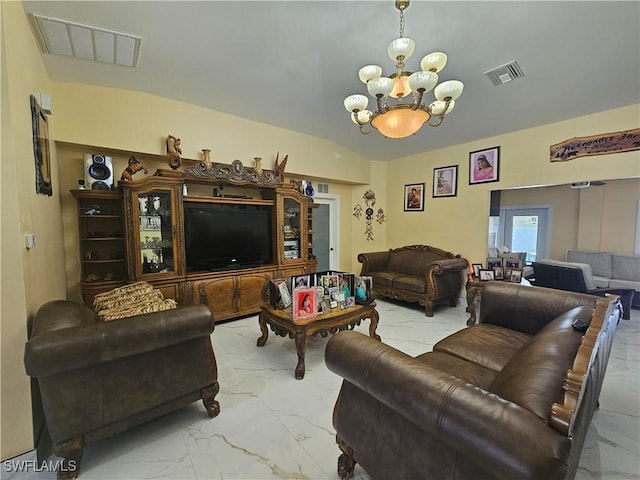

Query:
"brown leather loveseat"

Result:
[[24, 300, 220, 479], [358, 245, 468, 316], [326, 282, 620, 480]]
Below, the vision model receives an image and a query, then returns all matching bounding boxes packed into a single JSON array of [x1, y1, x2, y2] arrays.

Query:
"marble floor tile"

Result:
[[4, 299, 639, 480]]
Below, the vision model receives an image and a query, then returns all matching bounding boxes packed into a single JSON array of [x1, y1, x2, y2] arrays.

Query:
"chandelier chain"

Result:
[[399, 9, 405, 37]]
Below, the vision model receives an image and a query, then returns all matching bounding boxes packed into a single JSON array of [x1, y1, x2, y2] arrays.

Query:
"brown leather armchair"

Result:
[[24, 300, 220, 479]]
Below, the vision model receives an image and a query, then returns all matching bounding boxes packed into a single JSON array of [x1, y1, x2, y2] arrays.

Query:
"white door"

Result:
[[499, 207, 550, 262], [312, 195, 339, 270]]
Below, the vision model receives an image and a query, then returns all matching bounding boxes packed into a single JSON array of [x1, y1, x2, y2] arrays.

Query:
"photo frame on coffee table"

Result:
[[472, 263, 483, 278], [486, 257, 503, 269], [509, 268, 524, 283], [479, 269, 495, 281], [292, 288, 317, 320]]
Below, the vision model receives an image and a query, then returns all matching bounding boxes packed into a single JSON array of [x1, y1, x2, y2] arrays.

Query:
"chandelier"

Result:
[[343, 0, 464, 139]]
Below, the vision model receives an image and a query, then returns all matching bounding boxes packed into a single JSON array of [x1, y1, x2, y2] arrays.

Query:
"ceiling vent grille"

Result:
[[30, 14, 142, 67], [484, 61, 524, 86]]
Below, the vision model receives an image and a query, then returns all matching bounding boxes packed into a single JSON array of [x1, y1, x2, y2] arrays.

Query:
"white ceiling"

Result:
[[21, 1, 640, 161]]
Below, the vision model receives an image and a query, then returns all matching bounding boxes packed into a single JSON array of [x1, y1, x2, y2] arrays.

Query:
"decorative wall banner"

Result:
[[550, 128, 640, 162]]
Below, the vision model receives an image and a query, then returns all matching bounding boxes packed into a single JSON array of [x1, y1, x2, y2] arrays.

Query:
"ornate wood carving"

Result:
[[52, 436, 84, 480], [201, 382, 221, 418], [550, 127, 640, 161], [183, 160, 282, 186], [336, 434, 357, 480], [550, 295, 618, 436]]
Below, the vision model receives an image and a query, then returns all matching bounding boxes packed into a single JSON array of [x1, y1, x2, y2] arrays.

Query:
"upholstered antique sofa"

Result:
[[326, 282, 620, 480], [24, 300, 220, 479], [357, 245, 469, 316]]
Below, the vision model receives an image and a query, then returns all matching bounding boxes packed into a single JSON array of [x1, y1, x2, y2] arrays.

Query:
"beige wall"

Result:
[[1, 1, 67, 459], [3, 0, 640, 462], [580, 178, 640, 253], [500, 185, 581, 260], [499, 178, 640, 260], [385, 105, 640, 267], [51, 82, 372, 185]]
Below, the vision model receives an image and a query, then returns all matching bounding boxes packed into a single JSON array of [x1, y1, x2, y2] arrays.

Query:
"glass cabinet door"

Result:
[[126, 183, 183, 279], [138, 190, 175, 274], [280, 195, 307, 263]]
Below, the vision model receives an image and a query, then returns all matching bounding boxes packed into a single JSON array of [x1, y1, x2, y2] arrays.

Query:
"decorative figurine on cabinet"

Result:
[[120, 156, 148, 182], [273, 152, 288, 182], [167, 135, 182, 169]]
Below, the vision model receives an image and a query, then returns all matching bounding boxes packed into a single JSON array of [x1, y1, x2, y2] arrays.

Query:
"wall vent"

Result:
[[317, 183, 329, 194], [484, 61, 525, 86], [30, 13, 142, 67]]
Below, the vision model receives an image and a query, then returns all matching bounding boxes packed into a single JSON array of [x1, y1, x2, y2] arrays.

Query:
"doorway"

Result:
[[494, 206, 551, 262], [312, 194, 339, 271]]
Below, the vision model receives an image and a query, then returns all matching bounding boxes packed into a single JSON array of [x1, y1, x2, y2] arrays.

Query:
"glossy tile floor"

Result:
[[5, 299, 639, 480]]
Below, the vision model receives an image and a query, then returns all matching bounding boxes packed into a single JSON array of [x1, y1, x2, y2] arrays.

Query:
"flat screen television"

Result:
[[184, 202, 273, 272]]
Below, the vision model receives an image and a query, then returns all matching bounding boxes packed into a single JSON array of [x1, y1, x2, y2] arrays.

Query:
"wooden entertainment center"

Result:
[[72, 160, 317, 322]]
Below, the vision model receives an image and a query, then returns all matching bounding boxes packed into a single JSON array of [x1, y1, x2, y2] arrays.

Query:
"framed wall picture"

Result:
[[469, 146, 500, 185], [30, 95, 53, 196], [404, 183, 425, 211], [432, 165, 458, 197]]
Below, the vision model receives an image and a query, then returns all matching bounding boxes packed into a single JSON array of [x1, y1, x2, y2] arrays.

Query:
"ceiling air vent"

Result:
[[484, 61, 525, 86], [30, 14, 142, 67]]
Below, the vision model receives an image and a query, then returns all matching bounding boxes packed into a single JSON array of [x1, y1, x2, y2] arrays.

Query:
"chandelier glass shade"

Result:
[[344, 0, 463, 139]]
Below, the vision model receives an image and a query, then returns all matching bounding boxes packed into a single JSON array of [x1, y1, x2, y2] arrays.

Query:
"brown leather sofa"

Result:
[[357, 245, 469, 316], [24, 300, 220, 479], [326, 282, 620, 480]]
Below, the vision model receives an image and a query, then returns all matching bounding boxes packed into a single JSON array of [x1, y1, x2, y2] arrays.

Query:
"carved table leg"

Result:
[[53, 436, 84, 480], [336, 434, 356, 480], [257, 312, 269, 347], [202, 382, 221, 418], [368, 309, 381, 341], [294, 331, 306, 380], [425, 301, 434, 317]]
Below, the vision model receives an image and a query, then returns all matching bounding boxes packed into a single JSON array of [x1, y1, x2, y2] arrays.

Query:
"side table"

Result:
[[465, 279, 484, 326]]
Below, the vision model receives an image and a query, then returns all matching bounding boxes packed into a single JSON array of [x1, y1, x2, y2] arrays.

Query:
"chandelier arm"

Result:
[[426, 115, 445, 127], [376, 95, 389, 114], [351, 111, 367, 126], [412, 89, 425, 110], [358, 124, 371, 135]]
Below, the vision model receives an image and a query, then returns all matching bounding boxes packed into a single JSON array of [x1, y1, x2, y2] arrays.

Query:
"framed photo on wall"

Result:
[[404, 183, 425, 211], [432, 165, 458, 197], [30, 95, 53, 196], [469, 146, 500, 185]]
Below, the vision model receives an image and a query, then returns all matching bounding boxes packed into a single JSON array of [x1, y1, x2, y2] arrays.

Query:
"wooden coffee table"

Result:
[[257, 301, 380, 379]]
